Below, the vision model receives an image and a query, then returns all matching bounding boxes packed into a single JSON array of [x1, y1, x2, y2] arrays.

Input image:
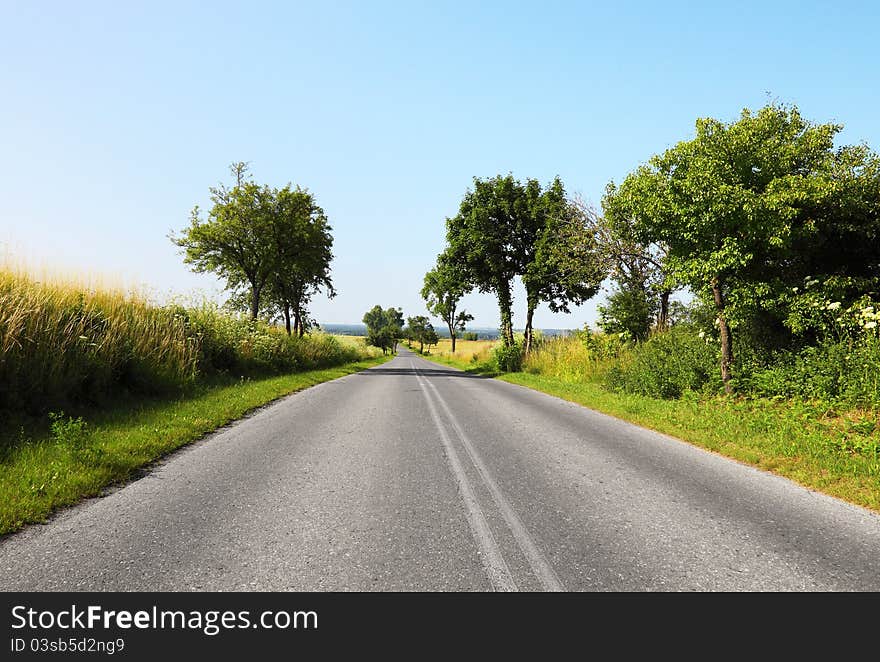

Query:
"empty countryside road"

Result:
[[2, 347, 880, 591]]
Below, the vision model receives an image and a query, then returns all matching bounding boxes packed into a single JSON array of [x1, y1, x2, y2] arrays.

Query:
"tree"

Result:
[[406, 315, 436, 353], [521, 180, 605, 353], [594, 192, 676, 333], [423, 325, 439, 351], [445, 175, 526, 347], [752, 143, 880, 344], [421, 254, 473, 353], [265, 186, 335, 336], [597, 282, 655, 340], [172, 163, 275, 320], [611, 104, 843, 392], [363, 305, 404, 354], [445, 174, 602, 352]]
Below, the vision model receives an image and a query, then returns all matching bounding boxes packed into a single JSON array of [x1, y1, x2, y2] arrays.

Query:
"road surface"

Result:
[[2, 347, 879, 591]]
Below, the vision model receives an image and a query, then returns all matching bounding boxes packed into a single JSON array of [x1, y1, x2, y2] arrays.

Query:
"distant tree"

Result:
[[424, 325, 439, 352], [172, 162, 275, 320], [406, 315, 436, 353], [363, 305, 404, 354], [421, 254, 473, 353]]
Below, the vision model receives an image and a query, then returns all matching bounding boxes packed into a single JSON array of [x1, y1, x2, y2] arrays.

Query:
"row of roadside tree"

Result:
[[423, 103, 880, 392]]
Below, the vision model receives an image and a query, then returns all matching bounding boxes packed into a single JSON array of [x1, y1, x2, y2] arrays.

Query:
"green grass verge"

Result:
[[417, 353, 880, 512], [0, 355, 391, 536]]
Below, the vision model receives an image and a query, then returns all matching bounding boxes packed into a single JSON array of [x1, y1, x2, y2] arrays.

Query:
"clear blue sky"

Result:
[[2, 1, 878, 329]]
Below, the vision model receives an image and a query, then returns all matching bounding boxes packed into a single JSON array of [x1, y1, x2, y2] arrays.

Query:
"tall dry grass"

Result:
[[1, 267, 198, 411], [429, 338, 497, 365], [523, 332, 625, 383], [0, 266, 379, 414]]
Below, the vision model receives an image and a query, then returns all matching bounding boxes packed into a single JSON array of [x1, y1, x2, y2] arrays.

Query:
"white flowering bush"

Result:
[[745, 279, 880, 405], [783, 276, 880, 341]]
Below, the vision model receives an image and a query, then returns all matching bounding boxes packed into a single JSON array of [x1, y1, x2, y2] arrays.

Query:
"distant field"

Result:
[[331, 334, 373, 349], [418, 338, 498, 369]]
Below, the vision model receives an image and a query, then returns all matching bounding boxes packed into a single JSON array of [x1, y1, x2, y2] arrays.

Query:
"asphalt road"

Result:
[[2, 347, 880, 591]]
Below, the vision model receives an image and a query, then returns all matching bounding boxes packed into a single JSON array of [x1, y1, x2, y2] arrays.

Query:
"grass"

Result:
[[417, 335, 880, 513], [413, 338, 498, 373], [0, 265, 382, 413], [0, 354, 391, 535]]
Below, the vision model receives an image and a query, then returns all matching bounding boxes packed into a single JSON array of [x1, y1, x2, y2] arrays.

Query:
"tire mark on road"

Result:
[[411, 362, 517, 592], [413, 361, 565, 592]]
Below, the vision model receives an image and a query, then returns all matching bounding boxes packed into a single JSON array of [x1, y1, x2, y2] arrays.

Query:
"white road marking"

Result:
[[411, 362, 517, 592], [414, 361, 566, 592]]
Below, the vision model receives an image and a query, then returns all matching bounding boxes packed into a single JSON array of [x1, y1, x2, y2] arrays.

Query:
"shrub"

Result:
[[745, 336, 880, 407], [604, 326, 719, 398], [492, 342, 523, 372]]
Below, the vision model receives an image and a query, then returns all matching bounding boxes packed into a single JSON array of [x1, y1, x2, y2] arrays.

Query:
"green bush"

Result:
[[604, 326, 719, 398], [492, 342, 523, 372], [745, 336, 880, 406]]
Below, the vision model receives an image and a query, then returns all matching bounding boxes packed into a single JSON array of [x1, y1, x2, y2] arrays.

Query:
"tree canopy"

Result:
[[443, 174, 602, 352], [421, 253, 473, 353], [363, 305, 405, 354], [604, 103, 880, 391], [405, 315, 437, 354], [172, 163, 334, 332]]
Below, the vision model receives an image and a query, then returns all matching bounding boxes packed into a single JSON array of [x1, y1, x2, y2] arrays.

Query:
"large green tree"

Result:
[[265, 186, 334, 336], [421, 253, 473, 353], [609, 104, 848, 392], [521, 180, 605, 353], [445, 175, 525, 347], [173, 163, 275, 320], [596, 191, 676, 334], [173, 163, 337, 330], [445, 174, 602, 352]]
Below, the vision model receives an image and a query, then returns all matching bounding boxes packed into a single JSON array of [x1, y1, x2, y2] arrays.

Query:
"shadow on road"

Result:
[[355, 367, 493, 379]]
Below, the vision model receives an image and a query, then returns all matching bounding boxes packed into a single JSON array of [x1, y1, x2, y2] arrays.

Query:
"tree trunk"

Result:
[[449, 323, 456, 353], [524, 297, 536, 355], [711, 278, 733, 394], [419, 340, 424, 353], [250, 284, 261, 321], [497, 280, 515, 347], [658, 289, 671, 331], [283, 301, 292, 335]]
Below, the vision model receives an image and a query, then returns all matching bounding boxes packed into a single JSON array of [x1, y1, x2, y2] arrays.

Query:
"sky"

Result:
[[1, 1, 878, 330]]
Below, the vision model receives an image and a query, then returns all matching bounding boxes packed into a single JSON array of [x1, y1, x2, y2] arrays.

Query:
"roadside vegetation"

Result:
[[0, 163, 387, 534], [0, 266, 385, 534], [415, 103, 880, 510], [412, 337, 496, 370]]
